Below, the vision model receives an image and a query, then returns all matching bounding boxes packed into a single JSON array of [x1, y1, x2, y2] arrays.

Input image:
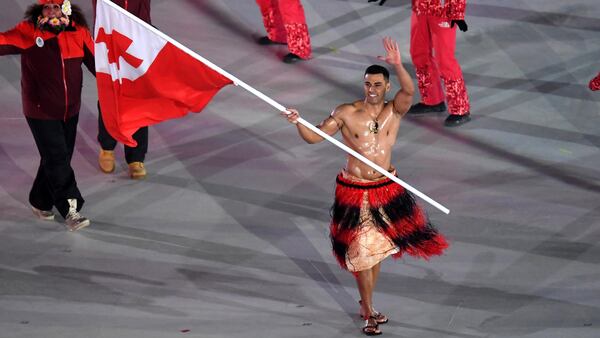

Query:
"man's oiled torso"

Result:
[[339, 100, 401, 180]]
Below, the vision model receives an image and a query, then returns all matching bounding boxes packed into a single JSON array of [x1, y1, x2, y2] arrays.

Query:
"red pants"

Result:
[[255, 0, 312, 59], [410, 13, 470, 115]]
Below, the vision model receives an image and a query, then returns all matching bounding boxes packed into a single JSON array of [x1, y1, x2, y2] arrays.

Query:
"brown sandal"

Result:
[[362, 316, 382, 336], [359, 300, 389, 324], [371, 311, 388, 324]]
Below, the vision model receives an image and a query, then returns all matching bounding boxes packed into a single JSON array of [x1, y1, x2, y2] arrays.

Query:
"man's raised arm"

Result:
[[378, 37, 414, 116]]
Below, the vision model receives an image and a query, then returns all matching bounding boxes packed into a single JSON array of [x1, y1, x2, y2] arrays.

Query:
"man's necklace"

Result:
[[369, 119, 379, 134]]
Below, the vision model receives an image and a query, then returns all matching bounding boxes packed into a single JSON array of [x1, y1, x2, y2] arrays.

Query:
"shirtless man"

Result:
[[283, 37, 448, 335]]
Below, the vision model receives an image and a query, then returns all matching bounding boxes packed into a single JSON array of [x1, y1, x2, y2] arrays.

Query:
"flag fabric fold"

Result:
[[94, 0, 233, 146]]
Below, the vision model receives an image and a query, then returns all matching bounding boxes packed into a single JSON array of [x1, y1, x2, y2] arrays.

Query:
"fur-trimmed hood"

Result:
[[24, 3, 88, 29]]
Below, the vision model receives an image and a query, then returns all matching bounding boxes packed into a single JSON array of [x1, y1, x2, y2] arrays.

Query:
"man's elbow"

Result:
[[303, 135, 324, 144]]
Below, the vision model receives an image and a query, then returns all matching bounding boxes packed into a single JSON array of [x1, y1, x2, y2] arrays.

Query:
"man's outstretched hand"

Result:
[[451, 20, 468, 32], [377, 37, 401, 67], [368, 0, 387, 6]]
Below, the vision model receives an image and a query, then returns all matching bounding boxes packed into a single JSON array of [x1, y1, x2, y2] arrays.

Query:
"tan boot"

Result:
[[98, 149, 115, 173], [128, 162, 146, 179]]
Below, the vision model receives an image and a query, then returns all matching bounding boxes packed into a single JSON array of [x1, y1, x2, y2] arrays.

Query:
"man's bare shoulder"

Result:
[[332, 101, 362, 117], [384, 100, 401, 114]]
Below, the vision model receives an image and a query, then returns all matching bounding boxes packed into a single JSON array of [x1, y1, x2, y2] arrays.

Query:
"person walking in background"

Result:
[[92, 0, 151, 179], [370, 0, 472, 126], [407, 0, 471, 126], [0, 0, 94, 231], [255, 0, 312, 64]]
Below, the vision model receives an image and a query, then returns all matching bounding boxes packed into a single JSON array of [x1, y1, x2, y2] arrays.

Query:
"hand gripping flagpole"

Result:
[[98, 0, 450, 215]]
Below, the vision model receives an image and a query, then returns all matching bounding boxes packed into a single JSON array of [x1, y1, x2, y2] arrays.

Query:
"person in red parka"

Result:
[[0, 0, 94, 231], [590, 72, 600, 91], [92, 0, 150, 179], [410, 0, 471, 126], [370, 0, 471, 127], [255, 0, 312, 64]]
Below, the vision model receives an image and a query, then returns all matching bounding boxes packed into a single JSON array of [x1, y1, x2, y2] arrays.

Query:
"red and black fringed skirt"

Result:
[[330, 171, 449, 271]]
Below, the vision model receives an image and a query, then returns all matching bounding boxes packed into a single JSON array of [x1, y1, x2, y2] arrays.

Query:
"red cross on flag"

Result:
[[94, 0, 233, 146]]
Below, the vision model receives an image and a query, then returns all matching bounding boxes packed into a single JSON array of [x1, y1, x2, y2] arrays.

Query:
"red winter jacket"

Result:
[[413, 0, 467, 20], [92, 0, 152, 24], [0, 21, 95, 120]]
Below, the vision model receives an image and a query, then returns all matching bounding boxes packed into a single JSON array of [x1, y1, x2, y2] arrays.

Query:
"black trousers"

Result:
[[26, 115, 84, 218], [97, 102, 148, 163]]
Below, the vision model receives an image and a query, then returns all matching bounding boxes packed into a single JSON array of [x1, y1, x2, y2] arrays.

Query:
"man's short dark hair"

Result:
[[364, 65, 389, 82]]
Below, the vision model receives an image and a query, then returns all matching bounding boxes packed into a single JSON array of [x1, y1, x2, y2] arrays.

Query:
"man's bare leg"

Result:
[[359, 263, 380, 313], [371, 262, 381, 290], [367, 262, 389, 323], [357, 269, 373, 317], [370, 262, 381, 313], [357, 268, 381, 334]]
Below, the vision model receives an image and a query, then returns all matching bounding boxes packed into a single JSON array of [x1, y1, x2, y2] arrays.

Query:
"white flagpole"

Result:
[[97, 0, 450, 215]]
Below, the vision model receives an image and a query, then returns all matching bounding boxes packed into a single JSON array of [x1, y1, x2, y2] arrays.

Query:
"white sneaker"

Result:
[[31, 205, 55, 221], [65, 199, 90, 232]]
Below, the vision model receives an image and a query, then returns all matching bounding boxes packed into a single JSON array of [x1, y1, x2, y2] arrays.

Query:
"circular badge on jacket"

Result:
[[35, 37, 44, 48]]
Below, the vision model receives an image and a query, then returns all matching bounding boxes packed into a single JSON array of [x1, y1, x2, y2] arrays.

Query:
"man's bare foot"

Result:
[[359, 300, 388, 324]]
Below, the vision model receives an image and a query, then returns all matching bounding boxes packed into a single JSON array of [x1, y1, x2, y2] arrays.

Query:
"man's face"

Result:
[[42, 3, 63, 19], [363, 73, 390, 104]]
